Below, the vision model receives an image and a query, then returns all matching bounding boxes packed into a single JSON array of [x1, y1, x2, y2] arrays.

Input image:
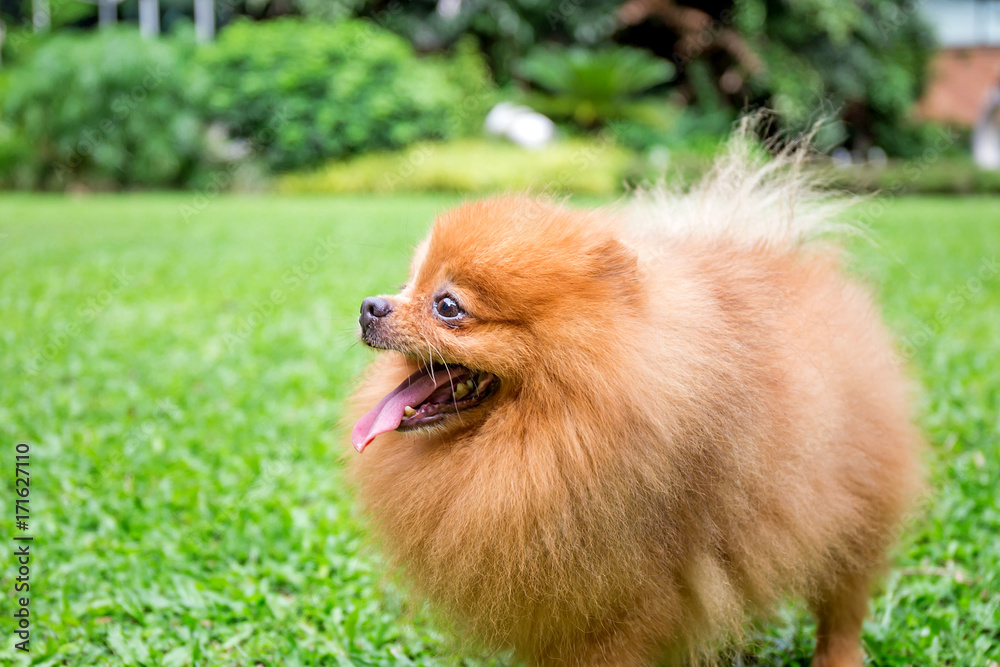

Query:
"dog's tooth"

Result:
[[453, 383, 470, 400], [403, 406, 416, 417]]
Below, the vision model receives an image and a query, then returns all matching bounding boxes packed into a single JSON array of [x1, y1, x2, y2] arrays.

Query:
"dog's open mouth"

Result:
[[352, 363, 496, 453]]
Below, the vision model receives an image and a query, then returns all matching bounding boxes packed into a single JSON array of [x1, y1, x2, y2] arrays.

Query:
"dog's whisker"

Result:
[[423, 335, 437, 384], [422, 337, 467, 427]]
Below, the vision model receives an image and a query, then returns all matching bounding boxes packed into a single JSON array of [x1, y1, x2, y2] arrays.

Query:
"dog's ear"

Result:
[[587, 239, 638, 283]]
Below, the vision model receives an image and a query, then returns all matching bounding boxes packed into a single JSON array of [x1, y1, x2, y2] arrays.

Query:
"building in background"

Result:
[[918, 0, 1000, 167]]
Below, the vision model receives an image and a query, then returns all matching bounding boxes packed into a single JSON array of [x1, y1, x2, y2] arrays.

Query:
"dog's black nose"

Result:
[[360, 296, 392, 333]]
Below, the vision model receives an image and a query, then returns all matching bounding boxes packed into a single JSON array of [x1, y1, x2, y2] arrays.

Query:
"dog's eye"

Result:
[[434, 294, 464, 321]]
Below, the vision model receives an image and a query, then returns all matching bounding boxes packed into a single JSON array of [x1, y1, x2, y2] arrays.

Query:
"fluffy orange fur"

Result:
[[345, 143, 922, 666]]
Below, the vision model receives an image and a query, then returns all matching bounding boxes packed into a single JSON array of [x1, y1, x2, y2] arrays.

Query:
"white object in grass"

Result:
[[484, 102, 555, 150]]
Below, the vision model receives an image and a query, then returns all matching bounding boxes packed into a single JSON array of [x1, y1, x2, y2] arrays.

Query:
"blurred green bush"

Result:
[[277, 137, 633, 195], [0, 19, 494, 190], [199, 19, 494, 172], [0, 29, 210, 189]]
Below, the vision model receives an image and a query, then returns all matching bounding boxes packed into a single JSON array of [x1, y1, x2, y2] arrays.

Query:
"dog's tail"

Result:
[[623, 116, 856, 248]]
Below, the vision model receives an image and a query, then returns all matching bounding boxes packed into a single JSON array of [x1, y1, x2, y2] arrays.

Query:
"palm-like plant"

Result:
[[518, 45, 675, 127]]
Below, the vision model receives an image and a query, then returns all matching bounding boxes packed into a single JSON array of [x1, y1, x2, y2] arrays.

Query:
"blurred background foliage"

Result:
[[0, 0, 984, 192], [200, 19, 492, 172], [0, 28, 210, 189]]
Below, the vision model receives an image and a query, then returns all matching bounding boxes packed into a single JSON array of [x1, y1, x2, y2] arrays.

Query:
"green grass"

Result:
[[0, 194, 997, 665]]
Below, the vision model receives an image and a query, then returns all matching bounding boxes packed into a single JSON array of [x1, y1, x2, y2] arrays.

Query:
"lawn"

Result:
[[0, 193, 997, 665]]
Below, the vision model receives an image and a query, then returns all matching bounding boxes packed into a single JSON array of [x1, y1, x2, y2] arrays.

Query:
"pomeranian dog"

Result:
[[345, 136, 922, 667]]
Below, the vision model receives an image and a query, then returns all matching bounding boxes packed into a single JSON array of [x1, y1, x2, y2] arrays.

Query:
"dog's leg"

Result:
[[809, 571, 870, 667]]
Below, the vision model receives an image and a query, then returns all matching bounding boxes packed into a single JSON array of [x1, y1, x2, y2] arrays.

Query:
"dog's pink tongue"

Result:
[[351, 365, 457, 453]]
